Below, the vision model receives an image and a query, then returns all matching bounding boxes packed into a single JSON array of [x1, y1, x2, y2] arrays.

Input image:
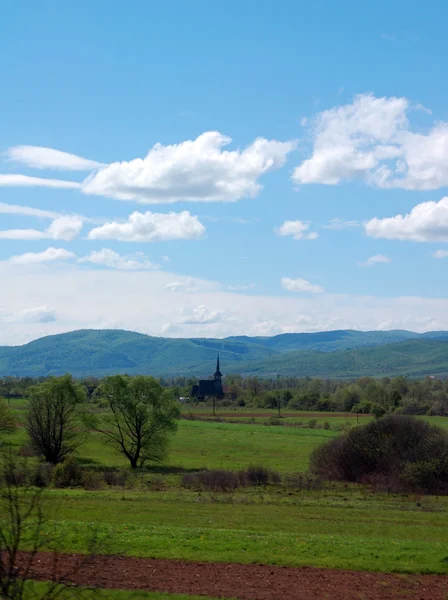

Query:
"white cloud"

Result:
[[179, 304, 223, 324], [4, 305, 57, 324], [87, 210, 205, 242], [323, 218, 361, 230], [6, 145, 104, 171], [81, 132, 296, 203], [365, 197, 448, 242], [0, 174, 80, 189], [281, 277, 324, 294], [0, 216, 83, 241], [276, 220, 318, 240], [228, 283, 256, 291], [357, 254, 391, 267], [2, 261, 448, 345], [0, 202, 60, 219], [7, 247, 76, 265], [434, 250, 448, 259], [79, 248, 156, 270], [165, 277, 219, 293], [293, 93, 448, 191]]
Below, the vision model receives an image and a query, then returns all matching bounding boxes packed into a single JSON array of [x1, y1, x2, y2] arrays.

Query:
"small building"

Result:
[[191, 355, 225, 402]]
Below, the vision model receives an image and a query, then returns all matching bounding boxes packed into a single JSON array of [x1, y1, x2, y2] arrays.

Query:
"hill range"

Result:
[[1, 328, 448, 379]]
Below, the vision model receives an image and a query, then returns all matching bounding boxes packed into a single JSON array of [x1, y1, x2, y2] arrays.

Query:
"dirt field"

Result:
[[20, 552, 448, 599], [204, 411, 371, 418]]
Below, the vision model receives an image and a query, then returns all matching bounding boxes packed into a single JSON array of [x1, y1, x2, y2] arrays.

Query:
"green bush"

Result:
[[310, 415, 448, 494]]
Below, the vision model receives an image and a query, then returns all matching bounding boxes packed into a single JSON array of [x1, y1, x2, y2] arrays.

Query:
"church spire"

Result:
[[214, 353, 222, 378]]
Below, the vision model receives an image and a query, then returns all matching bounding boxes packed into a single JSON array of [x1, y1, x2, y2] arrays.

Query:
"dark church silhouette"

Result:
[[191, 355, 224, 401]]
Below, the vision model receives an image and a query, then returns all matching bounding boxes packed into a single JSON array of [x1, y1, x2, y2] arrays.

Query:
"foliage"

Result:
[[2, 328, 448, 379], [310, 415, 448, 493], [0, 400, 16, 437], [94, 376, 180, 469], [25, 375, 86, 465]]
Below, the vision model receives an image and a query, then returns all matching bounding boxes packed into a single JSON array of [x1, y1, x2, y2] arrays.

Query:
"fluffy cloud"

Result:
[[0, 174, 80, 189], [357, 254, 391, 267], [276, 220, 318, 240], [179, 304, 223, 324], [82, 132, 295, 203], [281, 277, 324, 294], [0, 216, 83, 241], [7, 247, 76, 265], [365, 197, 448, 242], [434, 250, 448, 259], [293, 94, 448, 190], [79, 248, 156, 270], [1, 133, 295, 203], [6, 145, 104, 171], [87, 211, 205, 242]]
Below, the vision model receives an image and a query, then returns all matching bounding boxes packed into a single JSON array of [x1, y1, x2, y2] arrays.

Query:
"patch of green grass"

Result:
[[22, 487, 448, 574], [29, 582, 221, 599]]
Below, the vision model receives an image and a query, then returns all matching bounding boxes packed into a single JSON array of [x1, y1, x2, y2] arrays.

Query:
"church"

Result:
[[191, 355, 225, 401]]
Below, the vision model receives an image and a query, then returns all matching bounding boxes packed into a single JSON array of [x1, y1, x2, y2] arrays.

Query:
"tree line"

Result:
[[2, 373, 448, 420]]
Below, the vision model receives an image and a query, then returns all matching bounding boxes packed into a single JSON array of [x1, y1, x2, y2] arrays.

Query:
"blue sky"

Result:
[[1, 0, 448, 344]]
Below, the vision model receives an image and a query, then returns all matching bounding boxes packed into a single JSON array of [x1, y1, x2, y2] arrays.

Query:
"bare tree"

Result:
[[94, 375, 180, 469], [25, 376, 86, 465], [0, 454, 101, 599]]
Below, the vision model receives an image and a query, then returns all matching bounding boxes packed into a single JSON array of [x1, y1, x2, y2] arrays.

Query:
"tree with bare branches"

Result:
[[25, 376, 86, 465], [0, 454, 101, 599], [94, 375, 179, 469]]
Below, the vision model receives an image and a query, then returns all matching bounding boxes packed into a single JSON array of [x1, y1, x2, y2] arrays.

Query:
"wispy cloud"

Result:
[[357, 254, 391, 267]]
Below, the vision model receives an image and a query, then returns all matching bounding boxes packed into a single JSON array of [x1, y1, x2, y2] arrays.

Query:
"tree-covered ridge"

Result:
[[1, 328, 448, 378]]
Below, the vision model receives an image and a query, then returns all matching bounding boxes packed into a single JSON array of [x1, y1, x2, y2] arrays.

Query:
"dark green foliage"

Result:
[[0, 401, 15, 436], [311, 415, 448, 493], [25, 375, 86, 464]]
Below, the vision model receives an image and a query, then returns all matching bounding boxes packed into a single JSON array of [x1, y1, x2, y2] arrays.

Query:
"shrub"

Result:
[[307, 419, 317, 429], [103, 468, 129, 487], [246, 465, 270, 486], [182, 469, 240, 492], [323, 421, 331, 430], [310, 415, 448, 494], [32, 463, 54, 488], [53, 458, 85, 488]]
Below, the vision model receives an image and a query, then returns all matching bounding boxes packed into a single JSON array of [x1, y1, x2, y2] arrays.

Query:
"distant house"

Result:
[[191, 355, 225, 403]]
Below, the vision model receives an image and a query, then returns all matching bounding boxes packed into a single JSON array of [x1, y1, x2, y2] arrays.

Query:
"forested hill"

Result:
[[1, 328, 448, 378]]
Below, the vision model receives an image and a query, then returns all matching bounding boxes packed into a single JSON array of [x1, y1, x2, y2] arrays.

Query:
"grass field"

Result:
[[5, 401, 448, 598]]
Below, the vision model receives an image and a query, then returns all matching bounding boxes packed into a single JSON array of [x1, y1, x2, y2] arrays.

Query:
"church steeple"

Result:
[[214, 354, 222, 379]]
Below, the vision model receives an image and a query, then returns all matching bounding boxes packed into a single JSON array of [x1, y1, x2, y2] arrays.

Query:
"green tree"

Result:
[[25, 375, 86, 465], [95, 375, 180, 469]]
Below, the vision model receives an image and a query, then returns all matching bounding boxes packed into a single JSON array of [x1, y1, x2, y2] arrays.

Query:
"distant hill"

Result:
[[1, 328, 448, 378]]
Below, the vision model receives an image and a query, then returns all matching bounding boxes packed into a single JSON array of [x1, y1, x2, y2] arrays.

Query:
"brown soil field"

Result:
[[205, 411, 371, 418], [19, 552, 448, 599]]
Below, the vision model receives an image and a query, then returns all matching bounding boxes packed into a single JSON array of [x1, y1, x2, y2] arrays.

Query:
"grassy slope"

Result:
[[3, 328, 448, 378]]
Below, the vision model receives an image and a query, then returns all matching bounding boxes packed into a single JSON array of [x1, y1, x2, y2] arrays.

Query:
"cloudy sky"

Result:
[[1, 0, 448, 345]]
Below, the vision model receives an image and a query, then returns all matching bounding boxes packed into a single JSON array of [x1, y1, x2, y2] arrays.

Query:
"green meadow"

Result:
[[5, 402, 448, 600]]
